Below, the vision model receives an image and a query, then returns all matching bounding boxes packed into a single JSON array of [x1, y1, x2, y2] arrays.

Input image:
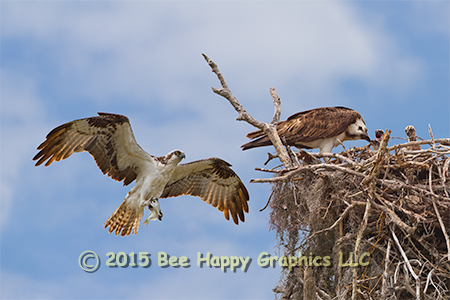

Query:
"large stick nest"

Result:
[[265, 131, 450, 300], [201, 54, 450, 300]]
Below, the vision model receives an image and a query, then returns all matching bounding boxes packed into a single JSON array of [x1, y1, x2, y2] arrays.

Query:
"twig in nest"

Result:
[[429, 164, 450, 261], [267, 131, 450, 299], [264, 152, 278, 165], [361, 130, 391, 187], [377, 192, 426, 221], [311, 152, 357, 166], [428, 124, 436, 150], [309, 201, 366, 239], [281, 137, 300, 167], [390, 225, 421, 299], [387, 138, 450, 152], [371, 195, 416, 235], [260, 189, 275, 212], [443, 157, 450, 182], [352, 199, 371, 300], [381, 239, 392, 300], [251, 162, 366, 183]]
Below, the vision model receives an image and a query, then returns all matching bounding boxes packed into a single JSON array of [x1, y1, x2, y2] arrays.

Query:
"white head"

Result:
[[347, 118, 370, 142], [169, 149, 186, 163], [157, 149, 186, 165]]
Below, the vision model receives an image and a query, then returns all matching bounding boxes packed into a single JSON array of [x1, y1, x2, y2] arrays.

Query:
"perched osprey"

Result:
[[241, 106, 370, 153], [371, 129, 385, 150], [405, 125, 421, 150], [33, 113, 249, 236]]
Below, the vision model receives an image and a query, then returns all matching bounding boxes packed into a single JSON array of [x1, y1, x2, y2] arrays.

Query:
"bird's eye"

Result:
[[174, 151, 180, 156], [358, 126, 363, 131]]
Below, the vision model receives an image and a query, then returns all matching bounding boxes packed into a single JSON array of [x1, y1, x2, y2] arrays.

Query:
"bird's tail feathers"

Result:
[[241, 135, 272, 150], [104, 200, 141, 237], [246, 129, 265, 140]]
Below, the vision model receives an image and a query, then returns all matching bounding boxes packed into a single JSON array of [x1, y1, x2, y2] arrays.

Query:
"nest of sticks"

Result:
[[260, 130, 450, 300], [201, 54, 450, 300]]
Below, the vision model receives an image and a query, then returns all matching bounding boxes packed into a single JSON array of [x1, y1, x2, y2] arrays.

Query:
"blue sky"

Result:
[[1, 1, 448, 299]]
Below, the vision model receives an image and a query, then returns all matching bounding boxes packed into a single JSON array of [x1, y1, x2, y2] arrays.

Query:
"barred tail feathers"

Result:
[[104, 200, 141, 236]]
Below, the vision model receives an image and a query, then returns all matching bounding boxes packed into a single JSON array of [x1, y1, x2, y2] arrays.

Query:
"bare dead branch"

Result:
[[202, 53, 293, 168], [361, 130, 391, 187], [428, 124, 436, 150], [352, 199, 371, 300], [388, 138, 450, 152], [371, 195, 416, 235], [381, 239, 392, 300], [309, 201, 365, 239], [270, 87, 281, 124], [250, 162, 366, 183], [391, 226, 419, 282]]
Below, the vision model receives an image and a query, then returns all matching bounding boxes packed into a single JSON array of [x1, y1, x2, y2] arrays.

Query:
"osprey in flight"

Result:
[[241, 106, 370, 153], [33, 113, 249, 236]]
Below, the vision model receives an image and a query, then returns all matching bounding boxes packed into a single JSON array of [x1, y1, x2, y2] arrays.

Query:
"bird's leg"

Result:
[[142, 196, 157, 207], [142, 197, 163, 226]]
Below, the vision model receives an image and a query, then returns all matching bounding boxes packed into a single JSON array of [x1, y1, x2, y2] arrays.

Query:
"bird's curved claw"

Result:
[[143, 197, 163, 226]]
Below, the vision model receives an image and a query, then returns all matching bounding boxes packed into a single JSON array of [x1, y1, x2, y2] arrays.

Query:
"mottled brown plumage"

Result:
[[33, 113, 249, 236], [33, 113, 139, 185], [242, 106, 370, 153], [161, 158, 249, 224]]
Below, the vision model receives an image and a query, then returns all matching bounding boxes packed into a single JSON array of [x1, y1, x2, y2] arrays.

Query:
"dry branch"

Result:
[[388, 138, 450, 152], [352, 199, 371, 300], [202, 53, 293, 168]]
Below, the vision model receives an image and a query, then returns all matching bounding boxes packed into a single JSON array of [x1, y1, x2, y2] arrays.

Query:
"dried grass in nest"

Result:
[[261, 131, 450, 300]]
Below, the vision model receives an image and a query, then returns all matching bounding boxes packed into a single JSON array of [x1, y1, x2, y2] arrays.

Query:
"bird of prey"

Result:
[[405, 125, 421, 150], [371, 129, 385, 150], [241, 106, 370, 153], [33, 113, 249, 236]]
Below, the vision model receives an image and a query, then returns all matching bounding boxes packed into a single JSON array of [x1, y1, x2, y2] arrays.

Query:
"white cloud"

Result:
[[2, 1, 425, 110]]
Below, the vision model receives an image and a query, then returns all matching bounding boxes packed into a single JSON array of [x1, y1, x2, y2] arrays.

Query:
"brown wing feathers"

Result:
[[242, 106, 360, 150], [34, 114, 250, 233], [33, 113, 138, 186], [282, 107, 359, 143], [161, 158, 249, 224]]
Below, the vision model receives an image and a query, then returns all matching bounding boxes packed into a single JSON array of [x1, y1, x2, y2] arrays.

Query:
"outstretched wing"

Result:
[[160, 158, 249, 224], [33, 112, 153, 186]]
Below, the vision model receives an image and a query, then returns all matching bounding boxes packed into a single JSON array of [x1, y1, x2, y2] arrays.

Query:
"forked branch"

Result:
[[202, 53, 292, 168]]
